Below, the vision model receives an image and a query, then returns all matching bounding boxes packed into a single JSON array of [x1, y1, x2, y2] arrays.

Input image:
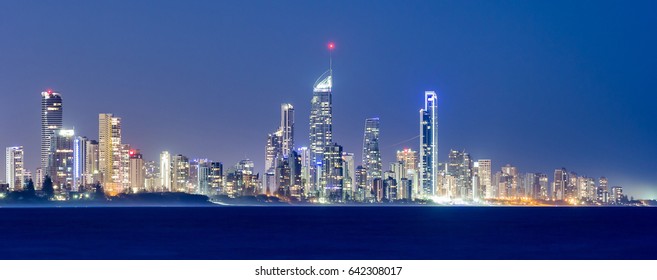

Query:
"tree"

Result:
[[94, 183, 106, 201], [42, 176, 54, 199], [24, 179, 36, 197]]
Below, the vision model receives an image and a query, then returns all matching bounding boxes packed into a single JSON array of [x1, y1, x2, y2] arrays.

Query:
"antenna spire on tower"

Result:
[[328, 42, 335, 74]]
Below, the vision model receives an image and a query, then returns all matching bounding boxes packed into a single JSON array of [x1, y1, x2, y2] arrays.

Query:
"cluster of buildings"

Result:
[[1, 48, 630, 205]]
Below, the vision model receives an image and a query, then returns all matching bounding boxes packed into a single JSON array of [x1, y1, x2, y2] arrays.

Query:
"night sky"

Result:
[[1, 1, 655, 197]]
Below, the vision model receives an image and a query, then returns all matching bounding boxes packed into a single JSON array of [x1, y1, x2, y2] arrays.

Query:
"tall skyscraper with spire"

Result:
[[41, 90, 63, 176], [419, 91, 438, 197], [308, 43, 334, 197], [362, 118, 381, 191]]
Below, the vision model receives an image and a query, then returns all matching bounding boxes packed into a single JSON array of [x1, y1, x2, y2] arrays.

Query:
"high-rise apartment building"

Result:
[[598, 177, 608, 203], [342, 152, 355, 200], [419, 91, 438, 197], [322, 143, 343, 202], [129, 150, 145, 192], [297, 147, 311, 195], [280, 103, 294, 156], [362, 118, 381, 190], [209, 162, 223, 195], [309, 65, 333, 196], [160, 151, 171, 192], [172, 154, 190, 193], [446, 150, 473, 199], [83, 140, 100, 185], [553, 168, 567, 201], [49, 129, 75, 189], [477, 159, 492, 199], [6, 146, 24, 191], [98, 113, 122, 192], [397, 149, 419, 199], [41, 90, 63, 176], [73, 136, 87, 190]]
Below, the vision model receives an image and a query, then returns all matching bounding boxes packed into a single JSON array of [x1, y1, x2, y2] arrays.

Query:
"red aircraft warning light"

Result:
[[328, 42, 335, 50]]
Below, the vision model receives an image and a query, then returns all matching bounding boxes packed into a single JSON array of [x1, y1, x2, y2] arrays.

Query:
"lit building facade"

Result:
[[553, 168, 567, 201], [144, 161, 159, 192], [73, 136, 87, 190], [280, 103, 294, 156], [129, 150, 145, 192], [309, 68, 333, 197], [6, 146, 24, 191], [209, 162, 223, 195], [160, 151, 171, 192], [446, 150, 473, 199], [342, 152, 355, 200], [98, 113, 122, 192], [49, 129, 75, 190], [362, 118, 381, 191], [419, 91, 438, 197], [84, 140, 100, 185], [598, 177, 609, 203], [322, 143, 343, 202], [477, 159, 492, 199], [172, 154, 190, 193], [41, 90, 63, 176]]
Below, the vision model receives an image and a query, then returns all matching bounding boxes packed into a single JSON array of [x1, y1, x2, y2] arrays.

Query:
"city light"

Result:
[[0, 47, 637, 207]]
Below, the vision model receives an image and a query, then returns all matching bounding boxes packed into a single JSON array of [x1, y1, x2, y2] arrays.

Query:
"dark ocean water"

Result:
[[0, 206, 655, 260]]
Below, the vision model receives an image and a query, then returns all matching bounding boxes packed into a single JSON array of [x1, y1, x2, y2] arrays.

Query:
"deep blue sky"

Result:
[[1, 0, 655, 197]]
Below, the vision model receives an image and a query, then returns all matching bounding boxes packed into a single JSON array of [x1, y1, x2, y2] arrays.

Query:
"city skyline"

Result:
[[0, 1, 656, 198], [0, 75, 639, 204]]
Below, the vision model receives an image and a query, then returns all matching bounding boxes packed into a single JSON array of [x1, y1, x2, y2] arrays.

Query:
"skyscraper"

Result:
[[611, 186, 623, 204], [41, 90, 63, 176], [342, 152, 355, 200], [160, 151, 171, 192], [419, 91, 438, 197], [322, 143, 343, 202], [6, 146, 24, 191], [538, 173, 549, 200], [49, 129, 75, 189], [288, 151, 303, 199], [196, 160, 211, 195], [309, 50, 333, 196], [264, 131, 281, 194], [209, 162, 223, 195], [397, 148, 419, 199], [477, 159, 492, 199], [362, 118, 381, 191], [73, 136, 87, 190], [297, 147, 311, 196], [446, 150, 473, 199], [354, 165, 367, 202], [129, 150, 145, 192], [84, 140, 100, 185], [144, 160, 159, 192], [172, 154, 190, 193], [280, 103, 295, 156], [598, 177, 608, 203], [98, 113, 122, 192], [120, 144, 131, 192], [396, 149, 418, 172], [553, 168, 567, 201], [501, 164, 519, 198]]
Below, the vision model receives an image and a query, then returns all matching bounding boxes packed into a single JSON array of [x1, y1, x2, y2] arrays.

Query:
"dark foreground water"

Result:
[[0, 206, 655, 260]]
